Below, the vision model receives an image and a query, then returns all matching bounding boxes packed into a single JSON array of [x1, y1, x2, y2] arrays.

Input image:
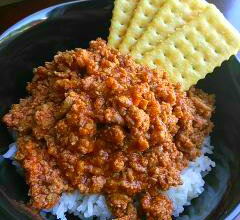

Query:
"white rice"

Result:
[[166, 137, 215, 217], [2, 142, 17, 159], [1, 137, 215, 219], [41, 192, 111, 220]]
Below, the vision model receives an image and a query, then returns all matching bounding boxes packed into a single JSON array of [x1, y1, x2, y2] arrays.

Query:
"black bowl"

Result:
[[0, 0, 239, 220]]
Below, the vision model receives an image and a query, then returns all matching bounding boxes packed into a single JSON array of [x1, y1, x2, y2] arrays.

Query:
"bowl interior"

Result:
[[0, 0, 239, 219]]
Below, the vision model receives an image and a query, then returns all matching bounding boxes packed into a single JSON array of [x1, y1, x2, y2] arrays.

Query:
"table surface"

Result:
[[0, 0, 239, 33], [0, 0, 239, 219], [0, 0, 71, 33]]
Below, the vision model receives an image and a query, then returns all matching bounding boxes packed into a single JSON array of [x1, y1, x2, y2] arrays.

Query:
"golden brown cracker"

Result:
[[130, 0, 208, 61], [141, 5, 240, 90], [118, 0, 166, 54], [108, 0, 140, 49]]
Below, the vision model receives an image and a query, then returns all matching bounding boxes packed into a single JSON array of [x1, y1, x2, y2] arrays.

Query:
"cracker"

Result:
[[118, 0, 166, 54], [141, 5, 240, 90], [108, 0, 140, 49], [130, 0, 208, 61]]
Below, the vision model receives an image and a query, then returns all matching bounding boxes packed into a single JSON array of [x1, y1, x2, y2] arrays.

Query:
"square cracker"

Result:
[[130, 0, 208, 61], [108, 0, 140, 49], [118, 0, 166, 54], [141, 4, 240, 90]]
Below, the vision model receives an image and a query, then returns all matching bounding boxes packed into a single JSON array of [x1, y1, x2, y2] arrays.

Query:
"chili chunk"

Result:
[[3, 39, 215, 219]]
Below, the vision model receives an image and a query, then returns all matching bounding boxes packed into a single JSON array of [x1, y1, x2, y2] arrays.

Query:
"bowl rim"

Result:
[[0, 0, 239, 220]]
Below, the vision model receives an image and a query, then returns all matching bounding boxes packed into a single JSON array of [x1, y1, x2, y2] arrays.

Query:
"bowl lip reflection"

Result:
[[225, 204, 240, 220], [0, 0, 239, 220]]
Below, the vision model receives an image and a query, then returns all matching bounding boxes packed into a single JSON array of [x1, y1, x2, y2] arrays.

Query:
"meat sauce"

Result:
[[3, 39, 215, 219]]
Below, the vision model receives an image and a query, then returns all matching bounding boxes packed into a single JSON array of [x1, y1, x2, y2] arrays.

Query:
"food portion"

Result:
[[130, 0, 208, 60], [3, 39, 215, 219], [118, 0, 166, 54], [109, 0, 240, 90], [108, 0, 140, 48], [141, 4, 240, 90]]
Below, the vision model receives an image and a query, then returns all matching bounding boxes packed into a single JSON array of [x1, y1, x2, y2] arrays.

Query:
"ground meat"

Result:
[[141, 192, 173, 220], [2, 39, 215, 219], [107, 193, 136, 219], [16, 136, 67, 210]]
